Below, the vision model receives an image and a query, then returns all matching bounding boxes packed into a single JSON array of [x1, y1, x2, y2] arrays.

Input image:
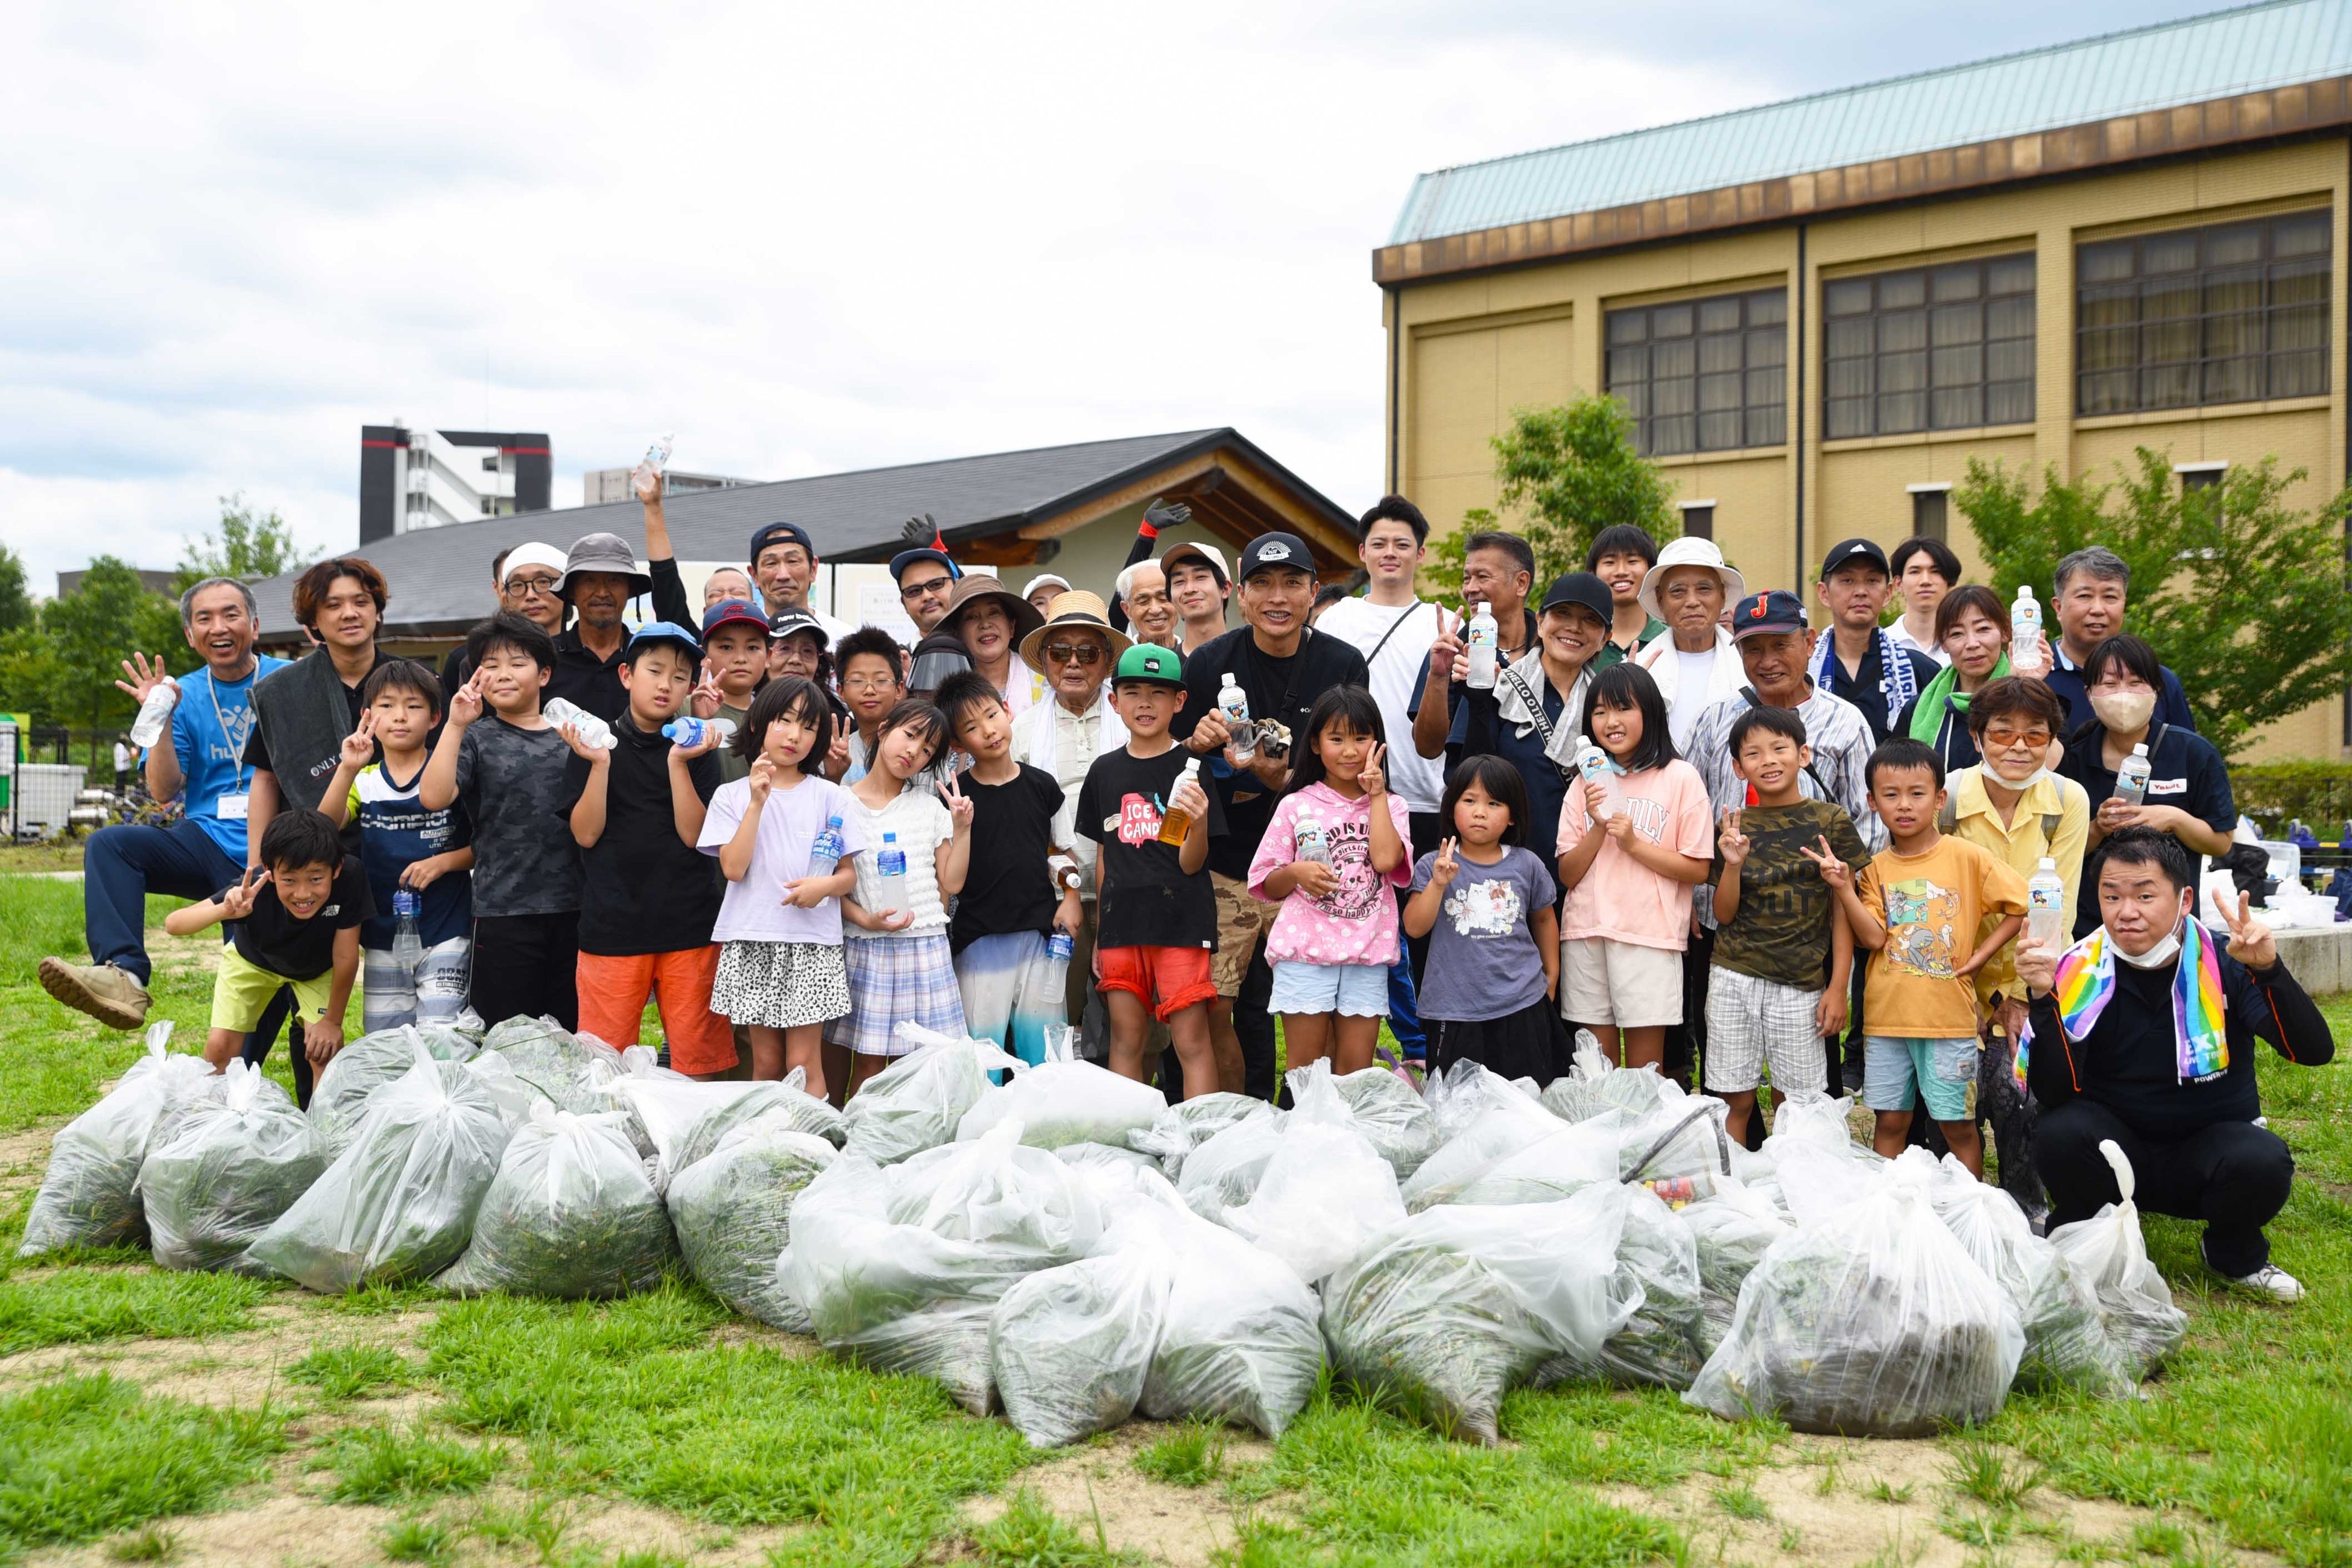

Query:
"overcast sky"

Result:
[[1, 0, 2215, 590]]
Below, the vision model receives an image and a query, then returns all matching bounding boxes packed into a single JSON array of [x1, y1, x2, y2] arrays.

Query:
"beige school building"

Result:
[[1377, 0, 2352, 759]]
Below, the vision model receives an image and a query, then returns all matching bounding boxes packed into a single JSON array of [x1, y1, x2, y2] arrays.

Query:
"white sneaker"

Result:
[[2204, 1239, 2305, 1301]]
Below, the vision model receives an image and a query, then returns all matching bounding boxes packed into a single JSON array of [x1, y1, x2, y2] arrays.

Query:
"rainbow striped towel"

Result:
[[2014, 919, 2228, 1091]]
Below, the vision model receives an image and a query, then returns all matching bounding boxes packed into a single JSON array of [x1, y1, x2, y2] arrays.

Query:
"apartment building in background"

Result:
[[359, 424, 552, 542]]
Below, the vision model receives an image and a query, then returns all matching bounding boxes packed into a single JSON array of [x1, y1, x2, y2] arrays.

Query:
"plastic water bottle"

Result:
[[391, 889, 425, 977], [542, 697, 615, 751], [807, 814, 847, 878], [630, 434, 674, 494], [1157, 758, 1204, 846], [1295, 810, 1330, 865], [874, 832, 909, 918], [129, 677, 181, 749], [660, 715, 737, 749], [1217, 673, 1257, 762], [1575, 741, 1621, 819], [2026, 856, 2068, 952], [1042, 930, 1073, 996], [2114, 742, 2152, 806], [1465, 601, 1499, 689]]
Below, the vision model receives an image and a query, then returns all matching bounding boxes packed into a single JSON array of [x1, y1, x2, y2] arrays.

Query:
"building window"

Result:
[[2077, 211, 2330, 414], [1824, 254, 2035, 440], [1909, 485, 1950, 541], [1607, 288, 1786, 457], [1678, 501, 1715, 540], [2177, 461, 2227, 495]]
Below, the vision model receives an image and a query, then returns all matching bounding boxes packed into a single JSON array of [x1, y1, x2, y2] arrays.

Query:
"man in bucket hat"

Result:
[[545, 532, 654, 722]]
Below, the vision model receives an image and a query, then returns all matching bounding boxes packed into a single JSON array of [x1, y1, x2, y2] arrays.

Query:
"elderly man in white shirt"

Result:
[[1011, 592, 1130, 1057]]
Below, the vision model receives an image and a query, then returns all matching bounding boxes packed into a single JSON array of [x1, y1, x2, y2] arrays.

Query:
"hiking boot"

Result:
[[37, 958, 153, 1031], [2202, 1238, 2305, 1302]]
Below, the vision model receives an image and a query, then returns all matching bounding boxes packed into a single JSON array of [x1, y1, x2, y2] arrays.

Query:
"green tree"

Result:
[[1954, 447, 2352, 757], [175, 493, 314, 590], [39, 557, 183, 730], [1423, 395, 1680, 604], [0, 544, 31, 634]]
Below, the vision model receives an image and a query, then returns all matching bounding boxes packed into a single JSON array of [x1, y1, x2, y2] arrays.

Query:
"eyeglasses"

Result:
[[505, 575, 560, 597], [842, 674, 898, 692], [1043, 642, 1105, 665], [1982, 728, 2052, 750], [899, 577, 952, 601]]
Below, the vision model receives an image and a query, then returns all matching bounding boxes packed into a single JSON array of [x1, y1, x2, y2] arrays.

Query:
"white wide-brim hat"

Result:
[[1637, 536, 1746, 622]]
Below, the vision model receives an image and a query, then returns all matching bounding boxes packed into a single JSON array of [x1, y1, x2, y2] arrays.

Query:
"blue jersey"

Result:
[[161, 656, 288, 861], [345, 760, 473, 949]]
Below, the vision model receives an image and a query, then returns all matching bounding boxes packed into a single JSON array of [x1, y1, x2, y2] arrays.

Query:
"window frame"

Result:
[[1822, 252, 2037, 441], [1604, 287, 1788, 458]]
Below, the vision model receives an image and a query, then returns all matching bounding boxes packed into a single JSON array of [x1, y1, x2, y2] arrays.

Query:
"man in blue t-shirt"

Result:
[[40, 578, 289, 1030]]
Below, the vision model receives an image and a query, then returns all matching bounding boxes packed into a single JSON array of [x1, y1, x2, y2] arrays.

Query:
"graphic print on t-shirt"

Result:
[[1444, 876, 1523, 938], [1882, 876, 1959, 979], [1313, 816, 1382, 924], [1113, 792, 1164, 846]]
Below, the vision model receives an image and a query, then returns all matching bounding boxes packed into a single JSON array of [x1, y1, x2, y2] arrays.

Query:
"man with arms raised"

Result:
[[40, 579, 291, 1029]]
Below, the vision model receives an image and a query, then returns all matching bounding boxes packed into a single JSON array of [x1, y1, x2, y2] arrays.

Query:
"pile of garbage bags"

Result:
[[23, 1014, 2189, 1450]]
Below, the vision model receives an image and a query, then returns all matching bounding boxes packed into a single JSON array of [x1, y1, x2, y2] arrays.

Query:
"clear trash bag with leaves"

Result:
[[1536, 1183, 1707, 1389], [476, 1015, 619, 1113], [247, 1038, 513, 1292], [839, 1024, 1026, 1166], [138, 1060, 328, 1272], [2046, 1140, 2186, 1380], [1222, 1062, 1406, 1285], [660, 1069, 844, 1184], [1540, 1029, 1672, 1123], [1400, 1063, 1563, 1212], [991, 1237, 1172, 1449], [1127, 1093, 1277, 1183], [1291, 1063, 1439, 1179], [309, 1025, 482, 1157], [1675, 1181, 1794, 1355], [668, 1112, 837, 1330], [959, 1027, 1169, 1151], [1137, 1205, 1326, 1438], [435, 1102, 676, 1299], [1174, 1107, 1289, 1226], [20, 1022, 215, 1257], [1446, 1116, 1625, 1207]]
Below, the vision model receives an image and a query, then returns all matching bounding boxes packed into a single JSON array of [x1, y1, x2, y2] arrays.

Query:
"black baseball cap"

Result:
[[1537, 572, 1613, 627], [1731, 589, 1810, 638], [1238, 533, 1315, 581], [749, 522, 815, 564], [889, 545, 958, 583], [767, 609, 829, 648], [1818, 537, 1890, 580]]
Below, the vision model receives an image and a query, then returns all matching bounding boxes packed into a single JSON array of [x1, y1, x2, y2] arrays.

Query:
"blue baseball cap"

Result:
[[889, 545, 959, 583], [700, 599, 768, 639], [627, 620, 702, 657]]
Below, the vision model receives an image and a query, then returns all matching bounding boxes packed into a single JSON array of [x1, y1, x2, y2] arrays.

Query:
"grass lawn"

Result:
[[0, 872, 2345, 1567]]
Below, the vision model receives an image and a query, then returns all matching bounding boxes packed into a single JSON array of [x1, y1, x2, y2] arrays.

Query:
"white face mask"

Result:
[[2113, 917, 2184, 969], [1988, 763, 2050, 792], [2090, 689, 2158, 733]]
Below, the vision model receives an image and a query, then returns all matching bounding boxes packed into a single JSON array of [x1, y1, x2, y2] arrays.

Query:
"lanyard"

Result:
[[203, 668, 259, 795]]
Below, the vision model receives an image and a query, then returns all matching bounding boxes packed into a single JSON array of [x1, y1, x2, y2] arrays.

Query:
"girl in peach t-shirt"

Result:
[[1555, 664, 1715, 1071]]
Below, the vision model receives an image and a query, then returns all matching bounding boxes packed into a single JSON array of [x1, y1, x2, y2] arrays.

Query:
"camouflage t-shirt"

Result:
[[1709, 798, 1870, 990]]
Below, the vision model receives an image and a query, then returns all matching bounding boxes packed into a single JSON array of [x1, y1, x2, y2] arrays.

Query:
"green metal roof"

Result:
[[1391, 0, 2352, 246]]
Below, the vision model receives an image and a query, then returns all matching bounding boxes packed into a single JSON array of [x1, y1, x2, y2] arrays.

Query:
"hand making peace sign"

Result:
[[2214, 888, 2278, 972], [1795, 833, 1853, 891], [936, 772, 975, 831], [1716, 807, 1750, 868], [1359, 741, 1387, 798]]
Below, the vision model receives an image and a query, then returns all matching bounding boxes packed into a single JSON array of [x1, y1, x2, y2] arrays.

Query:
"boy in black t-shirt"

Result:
[[561, 622, 735, 1076], [936, 671, 1082, 1064], [1078, 644, 1223, 1097], [165, 808, 368, 1085]]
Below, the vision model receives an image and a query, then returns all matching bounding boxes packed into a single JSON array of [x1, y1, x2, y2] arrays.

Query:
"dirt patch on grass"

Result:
[[145, 925, 223, 981], [964, 1421, 1275, 1568], [25, 1491, 397, 1568], [0, 1123, 55, 1206]]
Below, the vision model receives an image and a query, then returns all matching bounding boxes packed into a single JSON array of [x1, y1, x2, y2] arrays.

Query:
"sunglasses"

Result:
[[899, 576, 953, 601], [1043, 642, 1105, 665], [1983, 727, 2052, 750]]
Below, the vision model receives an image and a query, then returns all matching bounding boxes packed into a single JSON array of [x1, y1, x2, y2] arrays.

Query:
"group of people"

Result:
[[36, 478, 2331, 1301]]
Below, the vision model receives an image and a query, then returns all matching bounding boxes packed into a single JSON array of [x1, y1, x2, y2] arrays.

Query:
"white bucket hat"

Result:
[[1637, 536, 1746, 622]]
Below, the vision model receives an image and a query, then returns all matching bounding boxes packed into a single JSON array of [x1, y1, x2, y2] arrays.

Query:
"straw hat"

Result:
[[1017, 590, 1131, 675]]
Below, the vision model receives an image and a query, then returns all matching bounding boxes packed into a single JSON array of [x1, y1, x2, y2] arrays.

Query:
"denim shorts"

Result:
[[1862, 1035, 1978, 1122], [1268, 960, 1389, 1019]]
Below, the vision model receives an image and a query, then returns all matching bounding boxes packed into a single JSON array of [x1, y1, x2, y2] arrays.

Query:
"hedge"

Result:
[[2229, 762, 2352, 838]]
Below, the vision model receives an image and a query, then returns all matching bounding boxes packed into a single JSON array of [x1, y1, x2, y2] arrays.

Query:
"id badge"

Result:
[[217, 792, 251, 821]]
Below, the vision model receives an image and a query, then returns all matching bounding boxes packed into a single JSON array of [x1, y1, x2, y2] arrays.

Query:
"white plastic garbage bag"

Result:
[[839, 1024, 1025, 1166], [1222, 1063, 1406, 1285], [788, 1119, 1102, 1413], [959, 1028, 1168, 1151], [476, 1015, 618, 1113], [2046, 1140, 2186, 1379], [138, 1061, 327, 1272], [671, 1069, 846, 1173], [1675, 1182, 1794, 1353], [1541, 1029, 1672, 1123], [247, 1039, 512, 1292], [1321, 1185, 1639, 1445], [311, 1024, 478, 1154], [1174, 1108, 1288, 1225], [1536, 1184, 1707, 1389], [1127, 1093, 1275, 1182], [1424, 1058, 1543, 1144], [668, 1112, 836, 1330], [436, 1103, 675, 1298], [1400, 1068, 1562, 1212], [602, 1071, 779, 1190], [20, 1022, 212, 1257], [1447, 1118, 1623, 1207], [1613, 1093, 1737, 1206], [1138, 1210, 1324, 1438], [1292, 1064, 1440, 1179], [1686, 1157, 2024, 1437], [991, 1245, 1172, 1447]]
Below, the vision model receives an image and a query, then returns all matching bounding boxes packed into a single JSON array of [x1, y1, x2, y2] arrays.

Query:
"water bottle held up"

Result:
[[660, 715, 737, 750], [1217, 673, 1257, 762], [542, 697, 615, 752], [807, 814, 847, 879], [630, 434, 674, 495], [874, 831, 909, 917], [130, 677, 181, 750], [1157, 758, 1203, 846], [1465, 601, 1499, 689], [1574, 741, 1620, 819], [2114, 742, 2152, 806], [2026, 856, 2068, 951]]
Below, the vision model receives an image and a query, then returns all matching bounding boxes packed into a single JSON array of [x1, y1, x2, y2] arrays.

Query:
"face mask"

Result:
[[2114, 917, 2184, 969], [2090, 689, 2157, 733], [1988, 763, 2049, 792]]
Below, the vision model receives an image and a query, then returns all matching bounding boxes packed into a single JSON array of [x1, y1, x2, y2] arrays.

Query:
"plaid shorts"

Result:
[[1702, 966, 1828, 1096], [825, 931, 967, 1056]]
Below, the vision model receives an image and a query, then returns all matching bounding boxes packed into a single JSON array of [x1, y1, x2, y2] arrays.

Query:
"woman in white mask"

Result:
[[2058, 634, 2236, 940]]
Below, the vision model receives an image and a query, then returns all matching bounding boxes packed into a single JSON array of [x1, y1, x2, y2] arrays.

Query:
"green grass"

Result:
[[0, 1267, 271, 1355], [0, 1374, 283, 1561], [1133, 1421, 1227, 1488], [971, 1489, 1131, 1566], [100, 1523, 179, 1562], [323, 1426, 503, 1504], [378, 1514, 460, 1564], [288, 1337, 416, 1402]]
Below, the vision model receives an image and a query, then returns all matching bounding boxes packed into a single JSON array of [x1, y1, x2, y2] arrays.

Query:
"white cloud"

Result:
[[0, 0, 1787, 589]]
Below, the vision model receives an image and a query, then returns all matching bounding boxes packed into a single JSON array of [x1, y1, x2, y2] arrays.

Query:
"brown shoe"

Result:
[[37, 958, 153, 1031]]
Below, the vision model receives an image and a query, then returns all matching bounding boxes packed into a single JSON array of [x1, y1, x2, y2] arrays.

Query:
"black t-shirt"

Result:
[[1173, 627, 1370, 880], [227, 855, 370, 981], [560, 714, 724, 956], [948, 763, 1064, 952], [1076, 745, 1226, 950]]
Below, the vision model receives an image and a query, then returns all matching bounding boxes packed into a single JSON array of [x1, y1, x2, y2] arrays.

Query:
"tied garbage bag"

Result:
[[1127, 1093, 1276, 1182], [1686, 1157, 2023, 1437], [1922, 1152, 2133, 1399], [138, 1061, 327, 1272], [310, 1026, 484, 1157], [21, 1023, 212, 1257], [788, 1119, 1102, 1414], [670, 1069, 846, 1172], [1614, 1093, 1736, 1206], [1541, 1029, 1672, 1124], [991, 1241, 1172, 1448], [247, 1038, 512, 1292], [1322, 1186, 1639, 1445], [1139, 1209, 1325, 1438], [1291, 1064, 1439, 1179], [1676, 1183, 1794, 1353], [1447, 1117, 1623, 1207], [668, 1112, 836, 1330], [604, 1069, 778, 1190], [1537, 1184, 1707, 1389], [1400, 1063, 1561, 1212], [437, 1103, 676, 1298], [839, 1024, 1026, 1166], [1175, 1108, 1288, 1226], [959, 1028, 1168, 1151], [2047, 1140, 2186, 1379], [478, 1015, 619, 1112], [1222, 1063, 1406, 1285]]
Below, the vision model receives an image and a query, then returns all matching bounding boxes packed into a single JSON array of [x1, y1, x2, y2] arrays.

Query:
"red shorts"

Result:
[[1095, 945, 1216, 1022], [576, 946, 737, 1076]]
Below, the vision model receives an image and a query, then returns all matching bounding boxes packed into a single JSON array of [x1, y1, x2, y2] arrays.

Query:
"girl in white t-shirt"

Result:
[[830, 698, 975, 1093]]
